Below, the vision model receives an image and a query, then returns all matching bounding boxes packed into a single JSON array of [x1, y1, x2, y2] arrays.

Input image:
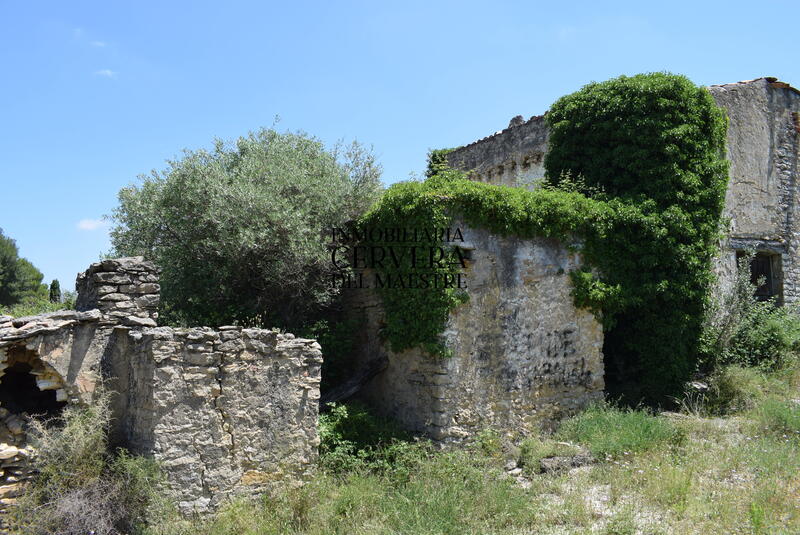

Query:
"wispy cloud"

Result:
[[94, 69, 117, 78], [90, 40, 106, 47], [76, 218, 108, 231]]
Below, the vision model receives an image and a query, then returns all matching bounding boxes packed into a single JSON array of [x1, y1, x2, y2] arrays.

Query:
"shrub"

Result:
[[702, 365, 770, 415], [545, 72, 729, 403], [110, 129, 383, 329], [318, 402, 419, 476], [48, 279, 61, 303], [11, 392, 170, 535], [701, 253, 800, 370], [556, 403, 685, 458]]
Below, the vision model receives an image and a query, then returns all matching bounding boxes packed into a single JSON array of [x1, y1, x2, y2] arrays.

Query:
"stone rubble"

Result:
[[0, 408, 37, 528]]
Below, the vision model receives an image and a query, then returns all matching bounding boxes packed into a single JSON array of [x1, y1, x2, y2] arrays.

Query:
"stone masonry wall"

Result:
[[108, 325, 322, 513], [350, 225, 604, 441], [707, 79, 800, 303], [76, 257, 161, 327], [447, 115, 549, 189]]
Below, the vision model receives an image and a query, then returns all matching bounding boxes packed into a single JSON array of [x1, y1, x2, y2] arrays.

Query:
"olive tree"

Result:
[[110, 128, 382, 329]]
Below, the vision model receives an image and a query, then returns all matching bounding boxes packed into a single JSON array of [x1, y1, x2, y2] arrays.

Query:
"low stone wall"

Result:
[[108, 325, 322, 513], [350, 226, 604, 440]]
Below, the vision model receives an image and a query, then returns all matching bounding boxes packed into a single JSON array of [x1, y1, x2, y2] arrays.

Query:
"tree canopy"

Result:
[[110, 127, 383, 329], [0, 229, 47, 308]]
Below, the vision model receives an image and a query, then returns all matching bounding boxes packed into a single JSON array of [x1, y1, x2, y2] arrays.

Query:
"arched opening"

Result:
[[0, 361, 66, 418], [0, 345, 69, 421]]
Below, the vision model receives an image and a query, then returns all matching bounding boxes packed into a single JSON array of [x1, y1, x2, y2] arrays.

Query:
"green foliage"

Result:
[[750, 398, 800, 438], [1, 295, 72, 317], [299, 311, 362, 393], [544, 72, 728, 213], [518, 436, 581, 474], [556, 403, 685, 458], [110, 129, 383, 329], [318, 402, 416, 475], [49, 279, 61, 303], [545, 72, 729, 402], [700, 365, 772, 415], [425, 147, 458, 179], [700, 254, 800, 370], [154, 443, 536, 535], [0, 228, 47, 308], [12, 393, 170, 534]]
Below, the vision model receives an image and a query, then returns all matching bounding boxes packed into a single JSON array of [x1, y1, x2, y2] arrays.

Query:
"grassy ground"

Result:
[[141, 359, 800, 535]]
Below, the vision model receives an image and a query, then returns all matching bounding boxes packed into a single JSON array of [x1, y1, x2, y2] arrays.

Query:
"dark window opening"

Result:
[[0, 362, 66, 418], [736, 251, 782, 302]]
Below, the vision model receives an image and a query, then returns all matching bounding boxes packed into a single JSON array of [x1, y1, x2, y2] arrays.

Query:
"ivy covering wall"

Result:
[[359, 73, 729, 403]]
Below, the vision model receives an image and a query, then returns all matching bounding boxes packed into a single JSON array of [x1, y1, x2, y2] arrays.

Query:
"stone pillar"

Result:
[[75, 257, 160, 327]]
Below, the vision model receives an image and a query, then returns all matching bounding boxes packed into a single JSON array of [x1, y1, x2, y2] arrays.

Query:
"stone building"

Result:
[[0, 257, 321, 514], [447, 77, 800, 305], [350, 77, 799, 441]]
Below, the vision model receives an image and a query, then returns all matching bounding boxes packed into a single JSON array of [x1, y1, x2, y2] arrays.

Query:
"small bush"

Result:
[[318, 402, 421, 475], [750, 398, 800, 437], [701, 253, 800, 370], [518, 436, 581, 473], [700, 365, 770, 415], [1, 292, 75, 317], [11, 392, 170, 535], [556, 403, 685, 458]]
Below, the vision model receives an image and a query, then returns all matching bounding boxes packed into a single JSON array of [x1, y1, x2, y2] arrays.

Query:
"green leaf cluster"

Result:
[[110, 128, 383, 329]]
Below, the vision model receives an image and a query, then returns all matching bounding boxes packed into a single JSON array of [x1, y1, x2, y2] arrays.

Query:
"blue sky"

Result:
[[2, 0, 799, 291]]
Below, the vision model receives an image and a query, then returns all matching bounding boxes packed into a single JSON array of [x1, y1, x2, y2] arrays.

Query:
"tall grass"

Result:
[[556, 403, 685, 458]]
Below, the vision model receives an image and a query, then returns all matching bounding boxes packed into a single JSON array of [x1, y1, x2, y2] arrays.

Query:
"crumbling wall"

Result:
[[108, 325, 322, 513], [350, 226, 604, 440], [708, 79, 800, 303], [447, 115, 549, 189], [76, 257, 161, 327], [0, 257, 323, 515], [0, 309, 106, 405]]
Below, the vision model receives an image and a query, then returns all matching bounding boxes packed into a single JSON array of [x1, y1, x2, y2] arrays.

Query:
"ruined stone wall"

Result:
[[708, 79, 800, 303], [447, 115, 549, 189], [0, 257, 322, 515], [108, 325, 322, 513], [350, 225, 604, 440], [447, 77, 800, 304], [0, 309, 107, 405], [76, 257, 161, 327]]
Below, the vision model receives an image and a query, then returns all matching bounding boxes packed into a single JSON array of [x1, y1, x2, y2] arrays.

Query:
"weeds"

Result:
[[556, 403, 685, 458], [10, 391, 170, 535]]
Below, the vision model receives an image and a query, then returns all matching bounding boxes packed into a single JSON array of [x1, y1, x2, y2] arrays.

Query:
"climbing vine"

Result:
[[360, 73, 728, 402]]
